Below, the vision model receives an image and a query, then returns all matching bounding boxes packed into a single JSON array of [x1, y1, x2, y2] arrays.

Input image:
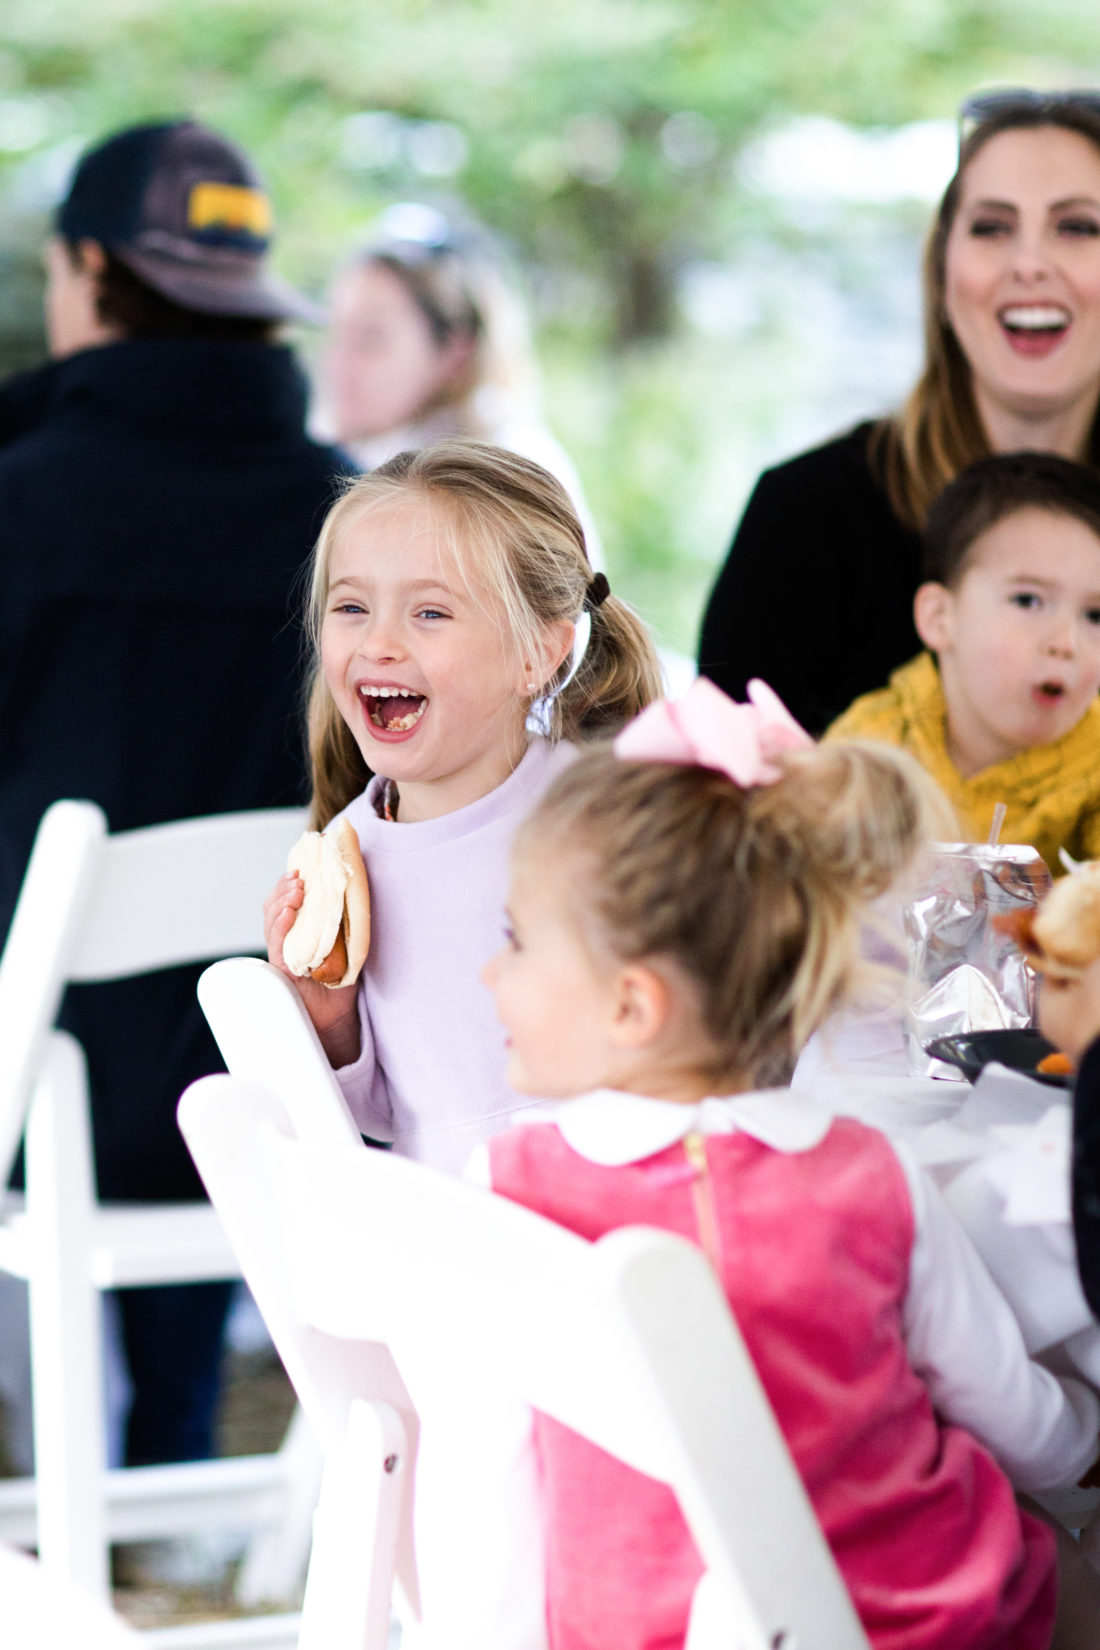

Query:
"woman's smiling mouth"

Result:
[[999, 303, 1072, 356]]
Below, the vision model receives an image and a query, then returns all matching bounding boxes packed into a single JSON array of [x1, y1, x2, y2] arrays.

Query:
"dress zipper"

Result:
[[684, 1130, 722, 1273]]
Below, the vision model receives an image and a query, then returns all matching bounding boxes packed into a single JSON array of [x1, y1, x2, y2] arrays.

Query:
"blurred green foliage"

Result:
[[2, 0, 1100, 650]]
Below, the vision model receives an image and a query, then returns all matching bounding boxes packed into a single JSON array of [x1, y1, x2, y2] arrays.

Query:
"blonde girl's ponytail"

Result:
[[554, 584, 664, 742], [745, 741, 956, 1057], [749, 740, 954, 908]]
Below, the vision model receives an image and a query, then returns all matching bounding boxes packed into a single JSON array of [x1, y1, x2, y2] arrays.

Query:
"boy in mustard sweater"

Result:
[[826, 451, 1100, 873]]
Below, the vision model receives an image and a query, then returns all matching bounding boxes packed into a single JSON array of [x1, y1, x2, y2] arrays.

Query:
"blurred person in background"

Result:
[[699, 91, 1100, 735], [0, 118, 351, 1485], [317, 202, 605, 568]]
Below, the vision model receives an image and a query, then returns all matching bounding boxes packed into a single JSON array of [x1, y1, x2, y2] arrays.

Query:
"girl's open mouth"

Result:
[[360, 687, 427, 733], [1034, 681, 1066, 705]]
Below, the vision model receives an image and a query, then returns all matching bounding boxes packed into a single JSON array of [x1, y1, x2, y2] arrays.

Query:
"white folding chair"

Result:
[[179, 1072, 870, 1650], [192, 957, 369, 1610], [0, 798, 310, 1640], [2, 1539, 138, 1649]]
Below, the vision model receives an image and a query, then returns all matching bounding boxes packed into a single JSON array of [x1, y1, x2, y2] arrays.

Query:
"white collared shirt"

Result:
[[555, 1086, 830, 1161]]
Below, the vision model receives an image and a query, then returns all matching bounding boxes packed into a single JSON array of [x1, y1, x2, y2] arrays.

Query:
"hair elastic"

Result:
[[583, 571, 611, 611]]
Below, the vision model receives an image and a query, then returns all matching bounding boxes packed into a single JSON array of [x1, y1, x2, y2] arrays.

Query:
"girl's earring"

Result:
[[526, 681, 538, 694]]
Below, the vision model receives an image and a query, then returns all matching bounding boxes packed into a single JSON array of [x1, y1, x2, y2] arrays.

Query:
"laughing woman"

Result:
[[699, 92, 1100, 734]]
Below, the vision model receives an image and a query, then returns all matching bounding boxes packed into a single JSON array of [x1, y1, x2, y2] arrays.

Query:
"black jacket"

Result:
[[0, 339, 353, 1197], [697, 423, 923, 736]]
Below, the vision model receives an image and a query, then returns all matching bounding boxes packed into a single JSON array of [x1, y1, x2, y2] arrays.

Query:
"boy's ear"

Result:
[[913, 581, 954, 654], [517, 619, 575, 697], [609, 962, 670, 1051]]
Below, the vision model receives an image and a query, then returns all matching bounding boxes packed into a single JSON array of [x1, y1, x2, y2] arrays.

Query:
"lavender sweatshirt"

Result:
[[333, 737, 576, 1174]]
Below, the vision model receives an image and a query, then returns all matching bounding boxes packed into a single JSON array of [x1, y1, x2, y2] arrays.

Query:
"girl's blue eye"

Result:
[[503, 922, 520, 951], [417, 607, 448, 621]]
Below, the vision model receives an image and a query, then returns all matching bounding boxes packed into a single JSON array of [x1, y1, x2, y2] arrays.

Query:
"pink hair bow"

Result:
[[614, 677, 812, 786]]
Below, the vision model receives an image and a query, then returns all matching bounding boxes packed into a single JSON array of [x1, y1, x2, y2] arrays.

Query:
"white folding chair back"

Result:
[[0, 798, 308, 1639], [180, 1074, 870, 1650], [0, 802, 311, 1187], [197, 957, 362, 1149]]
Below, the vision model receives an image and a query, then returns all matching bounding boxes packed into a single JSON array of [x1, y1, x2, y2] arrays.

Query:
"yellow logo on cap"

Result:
[[187, 182, 272, 236]]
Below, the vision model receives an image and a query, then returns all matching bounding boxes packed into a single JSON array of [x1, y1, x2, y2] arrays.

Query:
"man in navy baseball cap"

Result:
[[0, 118, 351, 1502], [55, 117, 318, 320]]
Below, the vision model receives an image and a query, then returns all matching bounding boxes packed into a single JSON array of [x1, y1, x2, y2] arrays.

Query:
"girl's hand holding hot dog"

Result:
[[264, 819, 370, 1067]]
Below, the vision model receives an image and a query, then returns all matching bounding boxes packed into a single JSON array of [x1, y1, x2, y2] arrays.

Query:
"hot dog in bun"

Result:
[[283, 818, 370, 988]]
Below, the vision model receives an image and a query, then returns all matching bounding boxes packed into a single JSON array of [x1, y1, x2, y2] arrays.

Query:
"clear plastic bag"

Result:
[[903, 843, 1050, 1078]]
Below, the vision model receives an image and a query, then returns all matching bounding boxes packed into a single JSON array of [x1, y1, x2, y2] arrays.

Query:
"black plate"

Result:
[[925, 1029, 1072, 1088]]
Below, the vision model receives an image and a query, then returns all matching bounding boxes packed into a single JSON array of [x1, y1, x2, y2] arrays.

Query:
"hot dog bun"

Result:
[[283, 818, 370, 988], [996, 861, 1100, 982]]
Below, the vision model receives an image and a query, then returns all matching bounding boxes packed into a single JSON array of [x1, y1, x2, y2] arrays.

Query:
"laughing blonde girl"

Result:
[[264, 438, 660, 1171]]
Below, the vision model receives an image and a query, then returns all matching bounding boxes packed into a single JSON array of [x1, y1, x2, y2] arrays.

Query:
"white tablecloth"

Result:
[[793, 1013, 1100, 1385]]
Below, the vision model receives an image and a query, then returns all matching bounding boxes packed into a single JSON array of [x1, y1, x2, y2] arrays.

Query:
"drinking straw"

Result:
[[987, 802, 1006, 847]]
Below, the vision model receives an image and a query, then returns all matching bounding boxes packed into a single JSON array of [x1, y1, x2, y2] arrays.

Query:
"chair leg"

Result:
[[235, 1403, 323, 1607], [0, 1274, 34, 1474], [297, 1400, 409, 1650], [24, 1037, 111, 1599]]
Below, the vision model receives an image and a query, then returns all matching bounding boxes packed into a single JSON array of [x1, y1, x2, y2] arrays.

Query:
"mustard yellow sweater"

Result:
[[825, 651, 1100, 875]]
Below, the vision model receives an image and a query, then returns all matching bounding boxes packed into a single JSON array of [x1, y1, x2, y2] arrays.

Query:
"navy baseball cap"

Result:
[[56, 119, 321, 322]]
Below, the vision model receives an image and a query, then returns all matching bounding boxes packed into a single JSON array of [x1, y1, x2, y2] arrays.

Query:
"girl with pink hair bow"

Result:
[[476, 679, 1100, 1650]]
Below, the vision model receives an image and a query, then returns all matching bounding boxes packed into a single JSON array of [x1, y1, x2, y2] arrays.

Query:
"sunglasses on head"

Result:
[[958, 87, 1100, 150], [365, 202, 465, 269]]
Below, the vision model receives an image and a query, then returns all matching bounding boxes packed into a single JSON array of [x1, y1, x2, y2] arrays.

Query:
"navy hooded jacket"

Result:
[[0, 337, 353, 1197]]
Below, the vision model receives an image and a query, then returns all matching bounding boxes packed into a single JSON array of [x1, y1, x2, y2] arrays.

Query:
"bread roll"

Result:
[[1032, 863, 1100, 977], [998, 862, 1100, 982]]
